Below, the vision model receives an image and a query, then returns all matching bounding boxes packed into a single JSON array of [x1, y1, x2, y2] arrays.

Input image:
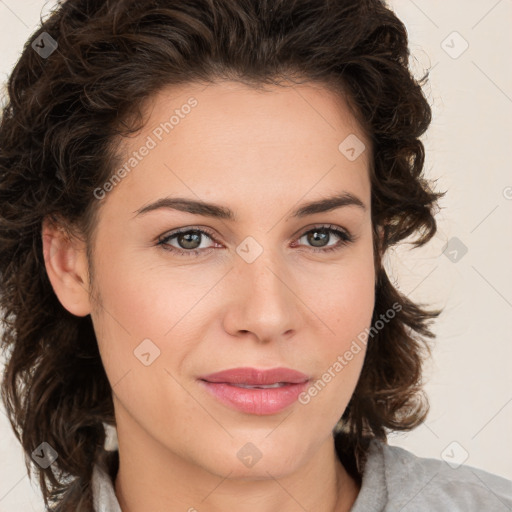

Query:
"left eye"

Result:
[[294, 225, 354, 252], [157, 225, 354, 257]]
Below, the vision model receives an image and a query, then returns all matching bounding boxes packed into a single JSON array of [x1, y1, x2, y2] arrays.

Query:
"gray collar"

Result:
[[91, 461, 122, 512]]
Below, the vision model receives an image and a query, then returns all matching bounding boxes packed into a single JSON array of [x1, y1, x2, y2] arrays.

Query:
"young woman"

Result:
[[0, 1, 510, 511]]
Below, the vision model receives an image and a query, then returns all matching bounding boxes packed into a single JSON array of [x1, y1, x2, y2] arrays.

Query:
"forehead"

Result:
[[104, 80, 371, 218], [137, 79, 367, 146]]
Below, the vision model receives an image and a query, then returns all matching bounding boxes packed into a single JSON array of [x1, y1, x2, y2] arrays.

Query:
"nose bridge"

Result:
[[239, 242, 288, 304], [228, 242, 297, 340]]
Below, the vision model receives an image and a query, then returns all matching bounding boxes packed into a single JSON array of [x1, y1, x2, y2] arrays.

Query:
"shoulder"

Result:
[[369, 439, 512, 511]]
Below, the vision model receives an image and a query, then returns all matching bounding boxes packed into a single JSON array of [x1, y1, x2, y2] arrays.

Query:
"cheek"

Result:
[[300, 233, 376, 337], [297, 239, 376, 409], [319, 268, 375, 330], [297, 279, 374, 431], [90, 241, 196, 341]]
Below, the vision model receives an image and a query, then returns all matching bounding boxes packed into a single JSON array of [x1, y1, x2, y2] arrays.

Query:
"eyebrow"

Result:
[[132, 192, 366, 221]]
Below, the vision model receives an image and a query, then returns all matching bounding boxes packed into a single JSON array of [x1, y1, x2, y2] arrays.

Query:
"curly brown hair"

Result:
[[0, 0, 444, 510]]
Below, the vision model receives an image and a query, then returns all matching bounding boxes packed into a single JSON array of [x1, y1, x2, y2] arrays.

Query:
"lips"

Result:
[[198, 367, 311, 415], [199, 367, 310, 386]]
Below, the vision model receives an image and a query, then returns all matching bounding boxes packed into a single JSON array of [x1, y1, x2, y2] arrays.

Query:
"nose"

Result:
[[222, 249, 302, 344]]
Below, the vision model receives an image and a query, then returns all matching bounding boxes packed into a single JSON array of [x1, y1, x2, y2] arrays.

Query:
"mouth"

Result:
[[199, 366, 310, 386], [197, 367, 311, 415]]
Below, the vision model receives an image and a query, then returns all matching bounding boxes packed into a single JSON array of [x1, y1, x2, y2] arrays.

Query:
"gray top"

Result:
[[91, 439, 512, 511]]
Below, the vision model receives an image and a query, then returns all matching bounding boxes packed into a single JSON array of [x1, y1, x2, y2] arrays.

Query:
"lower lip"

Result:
[[199, 380, 309, 415]]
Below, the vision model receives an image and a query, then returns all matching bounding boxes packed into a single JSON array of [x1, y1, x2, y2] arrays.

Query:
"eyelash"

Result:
[[156, 224, 355, 258]]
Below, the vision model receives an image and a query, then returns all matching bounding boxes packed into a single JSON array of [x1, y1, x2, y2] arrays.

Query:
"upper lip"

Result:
[[199, 367, 310, 385]]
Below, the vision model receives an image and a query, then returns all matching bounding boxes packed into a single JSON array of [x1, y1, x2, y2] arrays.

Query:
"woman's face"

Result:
[[88, 80, 376, 479]]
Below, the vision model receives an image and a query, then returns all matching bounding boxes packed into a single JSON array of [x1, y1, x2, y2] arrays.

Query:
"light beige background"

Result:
[[1, 0, 511, 510]]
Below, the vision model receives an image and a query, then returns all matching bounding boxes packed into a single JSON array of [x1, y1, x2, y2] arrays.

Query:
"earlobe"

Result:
[[41, 217, 92, 317]]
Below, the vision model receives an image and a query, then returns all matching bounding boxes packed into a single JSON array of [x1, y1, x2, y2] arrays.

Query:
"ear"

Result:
[[41, 217, 92, 317]]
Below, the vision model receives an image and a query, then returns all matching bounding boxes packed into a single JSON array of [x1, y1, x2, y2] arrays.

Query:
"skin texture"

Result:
[[42, 80, 377, 512]]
